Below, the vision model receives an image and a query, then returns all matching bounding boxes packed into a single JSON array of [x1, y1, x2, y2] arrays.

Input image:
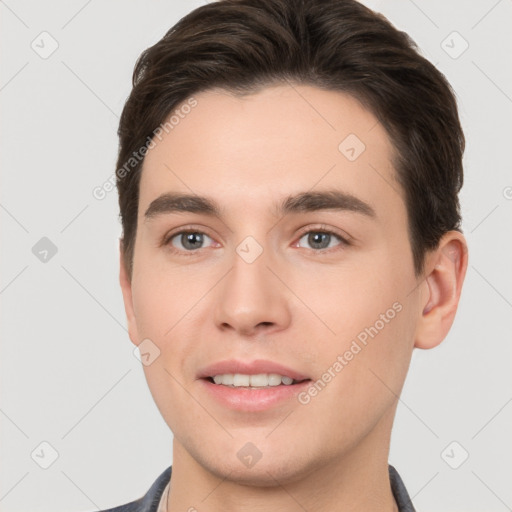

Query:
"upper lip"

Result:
[[197, 359, 310, 381]]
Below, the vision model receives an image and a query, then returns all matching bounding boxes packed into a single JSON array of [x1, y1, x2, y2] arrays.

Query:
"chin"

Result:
[[193, 441, 322, 488]]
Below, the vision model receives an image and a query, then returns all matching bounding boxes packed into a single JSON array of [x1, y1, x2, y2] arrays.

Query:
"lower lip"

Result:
[[199, 378, 311, 412]]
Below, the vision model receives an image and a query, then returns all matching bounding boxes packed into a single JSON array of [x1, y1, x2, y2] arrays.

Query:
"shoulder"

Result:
[[97, 466, 172, 512]]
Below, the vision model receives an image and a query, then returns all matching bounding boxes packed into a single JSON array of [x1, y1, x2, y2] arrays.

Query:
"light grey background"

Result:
[[1, 1, 510, 511]]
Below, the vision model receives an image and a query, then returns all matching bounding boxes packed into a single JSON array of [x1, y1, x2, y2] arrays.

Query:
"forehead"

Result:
[[138, 84, 403, 220]]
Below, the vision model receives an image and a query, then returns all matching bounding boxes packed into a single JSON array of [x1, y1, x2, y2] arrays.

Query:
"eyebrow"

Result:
[[144, 190, 376, 221]]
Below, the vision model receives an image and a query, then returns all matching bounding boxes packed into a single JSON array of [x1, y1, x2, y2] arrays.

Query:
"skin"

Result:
[[119, 84, 468, 512]]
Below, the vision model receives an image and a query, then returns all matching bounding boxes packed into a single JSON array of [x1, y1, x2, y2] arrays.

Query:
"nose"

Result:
[[214, 247, 292, 338]]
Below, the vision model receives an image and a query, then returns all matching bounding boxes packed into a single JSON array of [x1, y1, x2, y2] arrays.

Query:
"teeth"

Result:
[[268, 373, 282, 386], [222, 374, 234, 385], [233, 374, 250, 387], [210, 373, 297, 387], [250, 374, 268, 387]]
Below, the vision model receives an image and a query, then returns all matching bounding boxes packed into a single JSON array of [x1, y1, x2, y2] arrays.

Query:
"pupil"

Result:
[[183, 232, 203, 249], [309, 232, 329, 249]]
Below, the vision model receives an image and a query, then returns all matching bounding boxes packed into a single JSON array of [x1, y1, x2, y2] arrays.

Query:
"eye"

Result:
[[166, 230, 216, 252], [296, 228, 349, 251]]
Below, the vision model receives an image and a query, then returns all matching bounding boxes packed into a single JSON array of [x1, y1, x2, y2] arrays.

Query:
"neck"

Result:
[[167, 407, 399, 512]]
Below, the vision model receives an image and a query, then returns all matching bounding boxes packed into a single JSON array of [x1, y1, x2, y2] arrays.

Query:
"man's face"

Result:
[[121, 84, 423, 484]]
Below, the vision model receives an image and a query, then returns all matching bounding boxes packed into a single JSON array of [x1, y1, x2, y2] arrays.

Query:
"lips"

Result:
[[197, 359, 310, 383], [196, 359, 312, 411]]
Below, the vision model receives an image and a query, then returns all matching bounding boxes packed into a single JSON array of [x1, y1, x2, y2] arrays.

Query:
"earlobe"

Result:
[[119, 239, 140, 346], [414, 232, 468, 350]]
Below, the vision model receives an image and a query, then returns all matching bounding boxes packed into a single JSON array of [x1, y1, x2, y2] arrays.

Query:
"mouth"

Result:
[[205, 373, 308, 388], [197, 360, 312, 411]]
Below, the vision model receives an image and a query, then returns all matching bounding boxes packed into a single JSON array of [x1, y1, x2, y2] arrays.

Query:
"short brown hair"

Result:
[[116, 0, 465, 279]]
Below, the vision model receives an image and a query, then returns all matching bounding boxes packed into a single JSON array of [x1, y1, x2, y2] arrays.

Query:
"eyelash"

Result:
[[162, 225, 351, 256]]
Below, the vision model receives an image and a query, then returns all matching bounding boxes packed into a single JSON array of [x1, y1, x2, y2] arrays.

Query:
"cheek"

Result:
[[300, 262, 416, 399], [302, 262, 408, 341], [130, 248, 200, 339], [130, 274, 169, 340], [130, 256, 211, 379], [141, 359, 195, 437], [297, 306, 416, 445]]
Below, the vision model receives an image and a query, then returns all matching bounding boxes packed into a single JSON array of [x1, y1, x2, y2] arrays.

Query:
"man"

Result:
[[104, 0, 468, 510]]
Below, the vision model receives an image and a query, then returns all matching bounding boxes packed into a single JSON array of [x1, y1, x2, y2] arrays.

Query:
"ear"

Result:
[[119, 239, 140, 346], [414, 231, 468, 349]]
